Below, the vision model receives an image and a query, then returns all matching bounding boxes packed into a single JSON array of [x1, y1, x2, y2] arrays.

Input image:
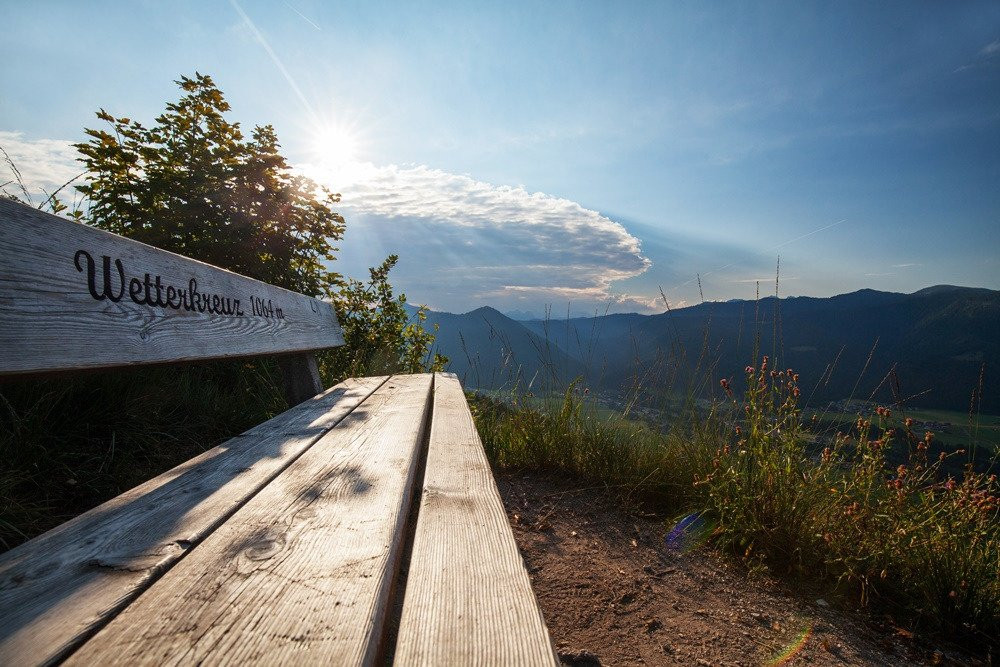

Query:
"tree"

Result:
[[326, 255, 447, 380], [74, 73, 344, 296]]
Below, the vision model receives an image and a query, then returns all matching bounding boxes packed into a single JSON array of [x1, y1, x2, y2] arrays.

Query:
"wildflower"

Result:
[[905, 417, 913, 428], [745, 366, 754, 374], [924, 431, 934, 444], [786, 368, 794, 377], [945, 479, 956, 491], [949, 591, 958, 599], [822, 447, 832, 463], [761, 356, 768, 372], [793, 387, 800, 398], [793, 374, 799, 382], [939, 451, 947, 462]]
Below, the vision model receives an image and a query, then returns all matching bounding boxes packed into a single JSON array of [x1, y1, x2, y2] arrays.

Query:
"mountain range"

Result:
[[410, 285, 999, 413]]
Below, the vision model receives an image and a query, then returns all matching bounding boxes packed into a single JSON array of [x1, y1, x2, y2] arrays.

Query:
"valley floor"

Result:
[[495, 470, 978, 667]]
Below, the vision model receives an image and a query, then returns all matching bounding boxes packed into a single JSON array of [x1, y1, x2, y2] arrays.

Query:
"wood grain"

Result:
[[0, 199, 343, 376], [393, 372, 558, 666], [0, 376, 387, 667], [65, 374, 434, 666]]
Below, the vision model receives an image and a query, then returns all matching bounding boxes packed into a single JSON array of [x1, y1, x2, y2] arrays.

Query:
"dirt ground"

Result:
[[495, 470, 982, 667]]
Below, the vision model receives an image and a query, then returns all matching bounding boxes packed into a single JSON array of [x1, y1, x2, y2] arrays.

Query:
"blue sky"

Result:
[[3, 1, 998, 315]]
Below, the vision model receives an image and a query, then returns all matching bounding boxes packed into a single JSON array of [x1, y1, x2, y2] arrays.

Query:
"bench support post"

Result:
[[277, 353, 323, 406]]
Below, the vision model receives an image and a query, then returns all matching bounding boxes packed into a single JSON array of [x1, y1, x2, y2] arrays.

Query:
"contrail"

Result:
[[229, 0, 320, 126], [772, 218, 846, 250], [284, 2, 321, 31]]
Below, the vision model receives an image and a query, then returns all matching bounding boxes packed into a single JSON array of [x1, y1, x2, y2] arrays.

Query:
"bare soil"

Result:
[[495, 470, 979, 667]]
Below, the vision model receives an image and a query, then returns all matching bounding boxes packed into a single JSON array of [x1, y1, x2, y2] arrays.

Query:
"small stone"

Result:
[[815, 598, 829, 607], [558, 650, 602, 666]]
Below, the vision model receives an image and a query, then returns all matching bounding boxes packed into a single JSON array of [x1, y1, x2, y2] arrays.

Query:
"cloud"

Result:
[[301, 161, 654, 313], [891, 262, 920, 269], [981, 39, 1000, 56], [0, 131, 83, 201]]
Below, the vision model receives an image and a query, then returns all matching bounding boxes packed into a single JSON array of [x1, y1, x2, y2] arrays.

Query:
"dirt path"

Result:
[[495, 471, 971, 667]]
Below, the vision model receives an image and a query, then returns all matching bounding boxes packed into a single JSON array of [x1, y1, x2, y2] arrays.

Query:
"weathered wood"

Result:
[[65, 374, 434, 666], [0, 376, 387, 666], [277, 352, 324, 406], [394, 372, 558, 665], [0, 199, 343, 377]]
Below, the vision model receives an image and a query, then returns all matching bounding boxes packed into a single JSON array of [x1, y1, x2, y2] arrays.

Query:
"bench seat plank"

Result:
[[0, 376, 387, 666], [394, 373, 558, 665], [65, 373, 433, 666]]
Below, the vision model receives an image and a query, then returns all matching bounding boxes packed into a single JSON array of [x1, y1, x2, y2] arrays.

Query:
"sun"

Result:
[[315, 124, 359, 167]]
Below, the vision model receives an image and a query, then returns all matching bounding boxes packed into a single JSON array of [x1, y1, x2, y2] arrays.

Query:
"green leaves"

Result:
[[323, 255, 447, 381]]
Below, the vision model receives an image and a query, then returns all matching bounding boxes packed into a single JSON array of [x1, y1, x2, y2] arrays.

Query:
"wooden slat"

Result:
[[393, 372, 558, 665], [0, 376, 387, 666], [0, 199, 343, 376], [65, 373, 434, 666]]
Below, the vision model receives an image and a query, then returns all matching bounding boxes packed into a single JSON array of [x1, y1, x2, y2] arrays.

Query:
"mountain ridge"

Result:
[[410, 285, 998, 411]]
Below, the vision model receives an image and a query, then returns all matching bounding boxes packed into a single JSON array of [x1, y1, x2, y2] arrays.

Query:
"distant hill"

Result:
[[411, 286, 999, 412], [410, 305, 586, 390]]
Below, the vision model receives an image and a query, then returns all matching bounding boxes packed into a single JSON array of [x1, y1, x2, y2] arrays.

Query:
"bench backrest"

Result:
[[0, 199, 343, 402]]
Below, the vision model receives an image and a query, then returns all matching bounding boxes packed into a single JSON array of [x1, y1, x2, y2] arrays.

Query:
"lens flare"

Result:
[[765, 622, 814, 666], [664, 512, 715, 552]]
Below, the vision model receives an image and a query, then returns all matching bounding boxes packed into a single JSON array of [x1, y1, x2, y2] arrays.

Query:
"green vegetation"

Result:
[[473, 360, 1000, 649], [0, 74, 442, 550]]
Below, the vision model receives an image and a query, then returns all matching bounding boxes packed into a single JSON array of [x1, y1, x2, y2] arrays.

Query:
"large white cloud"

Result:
[[0, 131, 655, 315], [302, 161, 654, 314]]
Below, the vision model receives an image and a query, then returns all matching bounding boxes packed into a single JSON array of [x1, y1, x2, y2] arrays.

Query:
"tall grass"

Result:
[[472, 358, 999, 648]]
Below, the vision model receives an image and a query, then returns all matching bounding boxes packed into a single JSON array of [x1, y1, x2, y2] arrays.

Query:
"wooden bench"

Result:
[[0, 199, 557, 665]]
